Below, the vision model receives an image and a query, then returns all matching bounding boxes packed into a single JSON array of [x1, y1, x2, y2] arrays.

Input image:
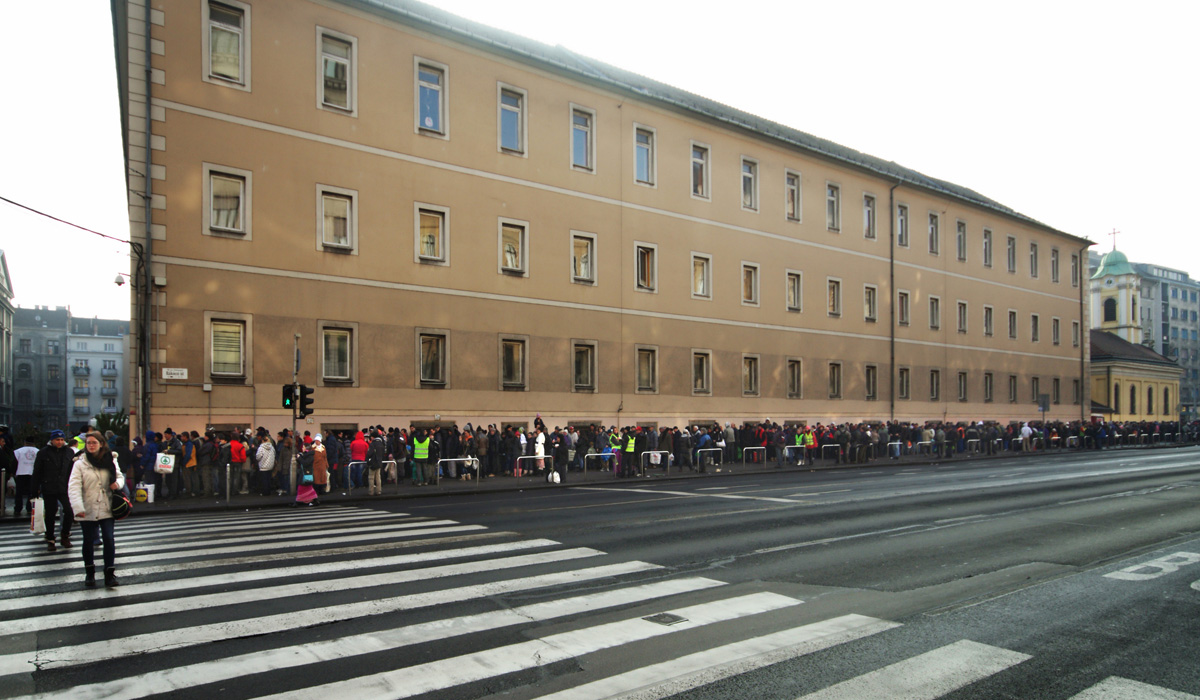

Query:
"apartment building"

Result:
[[12, 306, 70, 432], [66, 318, 131, 433], [112, 0, 1092, 436]]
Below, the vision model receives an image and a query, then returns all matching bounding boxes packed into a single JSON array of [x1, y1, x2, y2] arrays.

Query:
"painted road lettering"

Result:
[[1104, 552, 1200, 581]]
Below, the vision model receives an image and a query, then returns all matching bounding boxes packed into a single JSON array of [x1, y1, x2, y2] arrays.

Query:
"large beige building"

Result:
[[112, 0, 1092, 437]]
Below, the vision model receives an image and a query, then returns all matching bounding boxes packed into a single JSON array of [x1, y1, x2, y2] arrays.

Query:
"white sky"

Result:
[[3, 0, 1198, 320]]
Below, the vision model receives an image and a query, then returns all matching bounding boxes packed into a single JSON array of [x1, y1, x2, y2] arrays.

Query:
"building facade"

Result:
[[12, 306, 70, 432], [0, 251, 13, 427], [1089, 330, 1183, 422], [66, 318, 131, 433], [113, 0, 1092, 437]]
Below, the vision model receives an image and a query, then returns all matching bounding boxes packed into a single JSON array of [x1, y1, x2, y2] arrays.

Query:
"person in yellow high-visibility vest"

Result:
[[412, 430, 431, 486]]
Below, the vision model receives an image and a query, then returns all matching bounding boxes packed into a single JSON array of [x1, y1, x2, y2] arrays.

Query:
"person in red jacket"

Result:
[[349, 430, 369, 489], [230, 435, 249, 494]]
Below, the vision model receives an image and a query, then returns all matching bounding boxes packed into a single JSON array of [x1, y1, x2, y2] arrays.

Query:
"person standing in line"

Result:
[[311, 434, 328, 501], [366, 429, 386, 495], [12, 436, 39, 519], [273, 431, 292, 496], [68, 431, 125, 588], [32, 430, 76, 552]]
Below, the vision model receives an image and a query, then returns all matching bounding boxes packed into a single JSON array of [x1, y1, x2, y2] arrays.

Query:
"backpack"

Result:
[[367, 439, 385, 470]]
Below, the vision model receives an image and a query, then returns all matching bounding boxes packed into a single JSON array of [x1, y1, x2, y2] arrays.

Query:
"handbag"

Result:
[[302, 473, 314, 485], [110, 492, 133, 520], [30, 497, 45, 535]]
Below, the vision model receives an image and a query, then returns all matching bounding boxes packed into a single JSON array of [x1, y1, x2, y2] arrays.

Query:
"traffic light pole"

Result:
[[291, 334, 300, 496]]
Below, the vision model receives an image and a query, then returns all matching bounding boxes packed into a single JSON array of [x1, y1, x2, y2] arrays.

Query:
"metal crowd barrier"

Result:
[[514, 455, 553, 478], [640, 450, 672, 477], [741, 446, 766, 468], [887, 441, 903, 459], [584, 451, 617, 478], [695, 448, 723, 472], [821, 444, 841, 461], [966, 439, 982, 454], [782, 444, 806, 464], [432, 458, 478, 487]]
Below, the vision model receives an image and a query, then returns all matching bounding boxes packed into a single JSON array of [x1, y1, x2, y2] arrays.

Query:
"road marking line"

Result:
[[0, 547, 606, 637], [1068, 677, 1200, 699], [574, 486, 797, 504], [795, 639, 1030, 699], [0, 522, 485, 578], [533, 614, 900, 700], [23, 575, 710, 697], [254, 592, 803, 700], [752, 524, 926, 555]]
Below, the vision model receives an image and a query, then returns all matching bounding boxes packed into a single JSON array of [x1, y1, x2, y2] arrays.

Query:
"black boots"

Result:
[[46, 539, 56, 552], [84, 565, 96, 588], [62, 534, 73, 549], [104, 568, 119, 588]]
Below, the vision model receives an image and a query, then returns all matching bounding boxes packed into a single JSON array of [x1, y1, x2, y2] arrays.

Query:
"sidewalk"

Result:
[[5, 440, 1193, 521]]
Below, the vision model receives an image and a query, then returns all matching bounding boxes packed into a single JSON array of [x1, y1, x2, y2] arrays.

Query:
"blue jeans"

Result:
[[81, 518, 116, 570]]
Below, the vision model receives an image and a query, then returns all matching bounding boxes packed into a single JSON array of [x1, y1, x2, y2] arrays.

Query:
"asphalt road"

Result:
[[2, 445, 1198, 698]]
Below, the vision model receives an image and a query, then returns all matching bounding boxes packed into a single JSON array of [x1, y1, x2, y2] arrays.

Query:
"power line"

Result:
[[0, 194, 131, 249]]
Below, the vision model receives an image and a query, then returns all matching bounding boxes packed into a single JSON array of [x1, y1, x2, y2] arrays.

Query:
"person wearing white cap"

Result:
[[311, 433, 328, 499]]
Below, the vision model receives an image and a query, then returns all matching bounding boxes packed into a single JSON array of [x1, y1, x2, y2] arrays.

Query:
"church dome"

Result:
[[1091, 249, 1135, 279]]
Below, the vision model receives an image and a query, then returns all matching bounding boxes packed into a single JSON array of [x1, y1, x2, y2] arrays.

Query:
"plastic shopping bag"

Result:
[[30, 497, 45, 535]]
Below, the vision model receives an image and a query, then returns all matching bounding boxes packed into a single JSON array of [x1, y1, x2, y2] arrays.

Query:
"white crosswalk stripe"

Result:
[[5, 507, 1184, 700]]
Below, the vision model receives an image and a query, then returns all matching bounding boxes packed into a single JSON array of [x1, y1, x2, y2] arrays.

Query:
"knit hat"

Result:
[[313, 433, 323, 442], [50, 429, 66, 439]]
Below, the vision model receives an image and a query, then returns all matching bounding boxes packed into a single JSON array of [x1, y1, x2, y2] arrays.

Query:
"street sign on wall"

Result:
[[162, 368, 188, 380]]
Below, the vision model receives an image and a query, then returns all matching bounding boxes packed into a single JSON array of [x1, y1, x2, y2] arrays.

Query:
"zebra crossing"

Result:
[[0, 507, 1193, 699]]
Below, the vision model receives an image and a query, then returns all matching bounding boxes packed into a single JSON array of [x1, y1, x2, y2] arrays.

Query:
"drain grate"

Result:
[[643, 613, 687, 626]]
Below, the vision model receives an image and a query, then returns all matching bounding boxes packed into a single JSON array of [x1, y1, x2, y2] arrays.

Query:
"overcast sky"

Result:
[[3, 0, 1197, 320]]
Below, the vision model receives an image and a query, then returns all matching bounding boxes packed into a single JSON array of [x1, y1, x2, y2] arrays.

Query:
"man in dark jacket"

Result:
[[32, 429, 76, 551]]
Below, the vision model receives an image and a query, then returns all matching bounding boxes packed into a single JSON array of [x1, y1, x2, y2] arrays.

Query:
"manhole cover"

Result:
[[643, 613, 687, 626]]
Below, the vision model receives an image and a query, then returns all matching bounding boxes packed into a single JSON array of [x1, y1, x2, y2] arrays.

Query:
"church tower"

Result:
[[1090, 248, 1143, 345]]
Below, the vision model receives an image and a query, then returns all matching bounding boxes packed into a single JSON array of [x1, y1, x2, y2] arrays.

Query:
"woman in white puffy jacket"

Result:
[[68, 431, 125, 588]]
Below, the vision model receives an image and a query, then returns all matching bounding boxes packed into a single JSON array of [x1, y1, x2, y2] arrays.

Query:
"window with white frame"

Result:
[[635, 126, 655, 185], [982, 229, 993, 267], [742, 355, 759, 396], [956, 221, 967, 261], [1071, 253, 1080, 287], [318, 186, 356, 252], [826, 183, 841, 231], [211, 320, 245, 377], [898, 367, 911, 399], [206, 1, 248, 87], [1031, 314, 1040, 342], [691, 143, 710, 198], [318, 30, 355, 113], [571, 106, 595, 171], [692, 254, 712, 299], [1052, 317, 1061, 345], [572, 232, 596, 284], [957, 301, 968, 333], [827, 278, 842, 316], [498, 85, 526, 154], [786, 271, 802, 312], [864, 285, 878, 322], [897, 205, 909, 247], [573, 341, 596, 392], [1008, 310, 1018, 339], [500, 336, 527, 389], [828, 362, 842, 398], [636, 346, 658, 393], [785, 171, 801, 221], [415, 205, 449, 264], [322, 327, 352, 382], [499, 219, 528, 275], [1030, 242, 1039, 278], [1072, 320, 1080, 347], [203, 164, 252, 238], [928, 213, 940, 255], [865, 364, 878, 400], [1007, 236, 1017, 272], [787, 359, 803, 398], [863, 194, 876, 239], [898, 291, 910, 325], [928, 296, 941, 330], [1051, 248, 1060, 283], [636, 243, 657, 292], [693, 350, 711, 394], [984, 372, 994, 402], [1008, 374, 1018, 403], [984, 305, 994, 336], [741, 158, 758, 211], [742, 263, 759, 305], [958, 371, 968, 401], [930, 369, 941, 401], [415, 60, 446, 135], [418, 331, 447, 385]]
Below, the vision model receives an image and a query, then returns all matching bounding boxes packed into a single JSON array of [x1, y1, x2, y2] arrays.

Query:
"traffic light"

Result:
[[298, 384, 315, 418], [281, 384, 296, 409]]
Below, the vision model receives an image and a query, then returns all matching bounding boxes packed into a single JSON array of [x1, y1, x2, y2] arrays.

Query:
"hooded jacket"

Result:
[[32, 441, 76, 496]]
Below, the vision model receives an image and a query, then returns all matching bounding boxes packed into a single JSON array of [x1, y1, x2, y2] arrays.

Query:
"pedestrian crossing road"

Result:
[[0, 507, 1195, 699]]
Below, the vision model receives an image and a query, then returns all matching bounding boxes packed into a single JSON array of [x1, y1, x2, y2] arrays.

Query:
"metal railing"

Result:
[[640, 450, 672, 477], [515, 455, 553, 478], [433, 458, 478, 487], [583, 451, 617, 478], [821, 444, 841, 461], [741, 446, 766, 468], [695, 448, 722, 472]]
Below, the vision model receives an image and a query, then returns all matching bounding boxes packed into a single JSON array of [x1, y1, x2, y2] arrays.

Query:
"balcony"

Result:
[[72, 406, 91, 416], [102, 406, 121, 414], [73, 387, 90, 397], [72, 365, 90, 376], [101, 368, 119, 378], [101, 387, 119, 397]]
